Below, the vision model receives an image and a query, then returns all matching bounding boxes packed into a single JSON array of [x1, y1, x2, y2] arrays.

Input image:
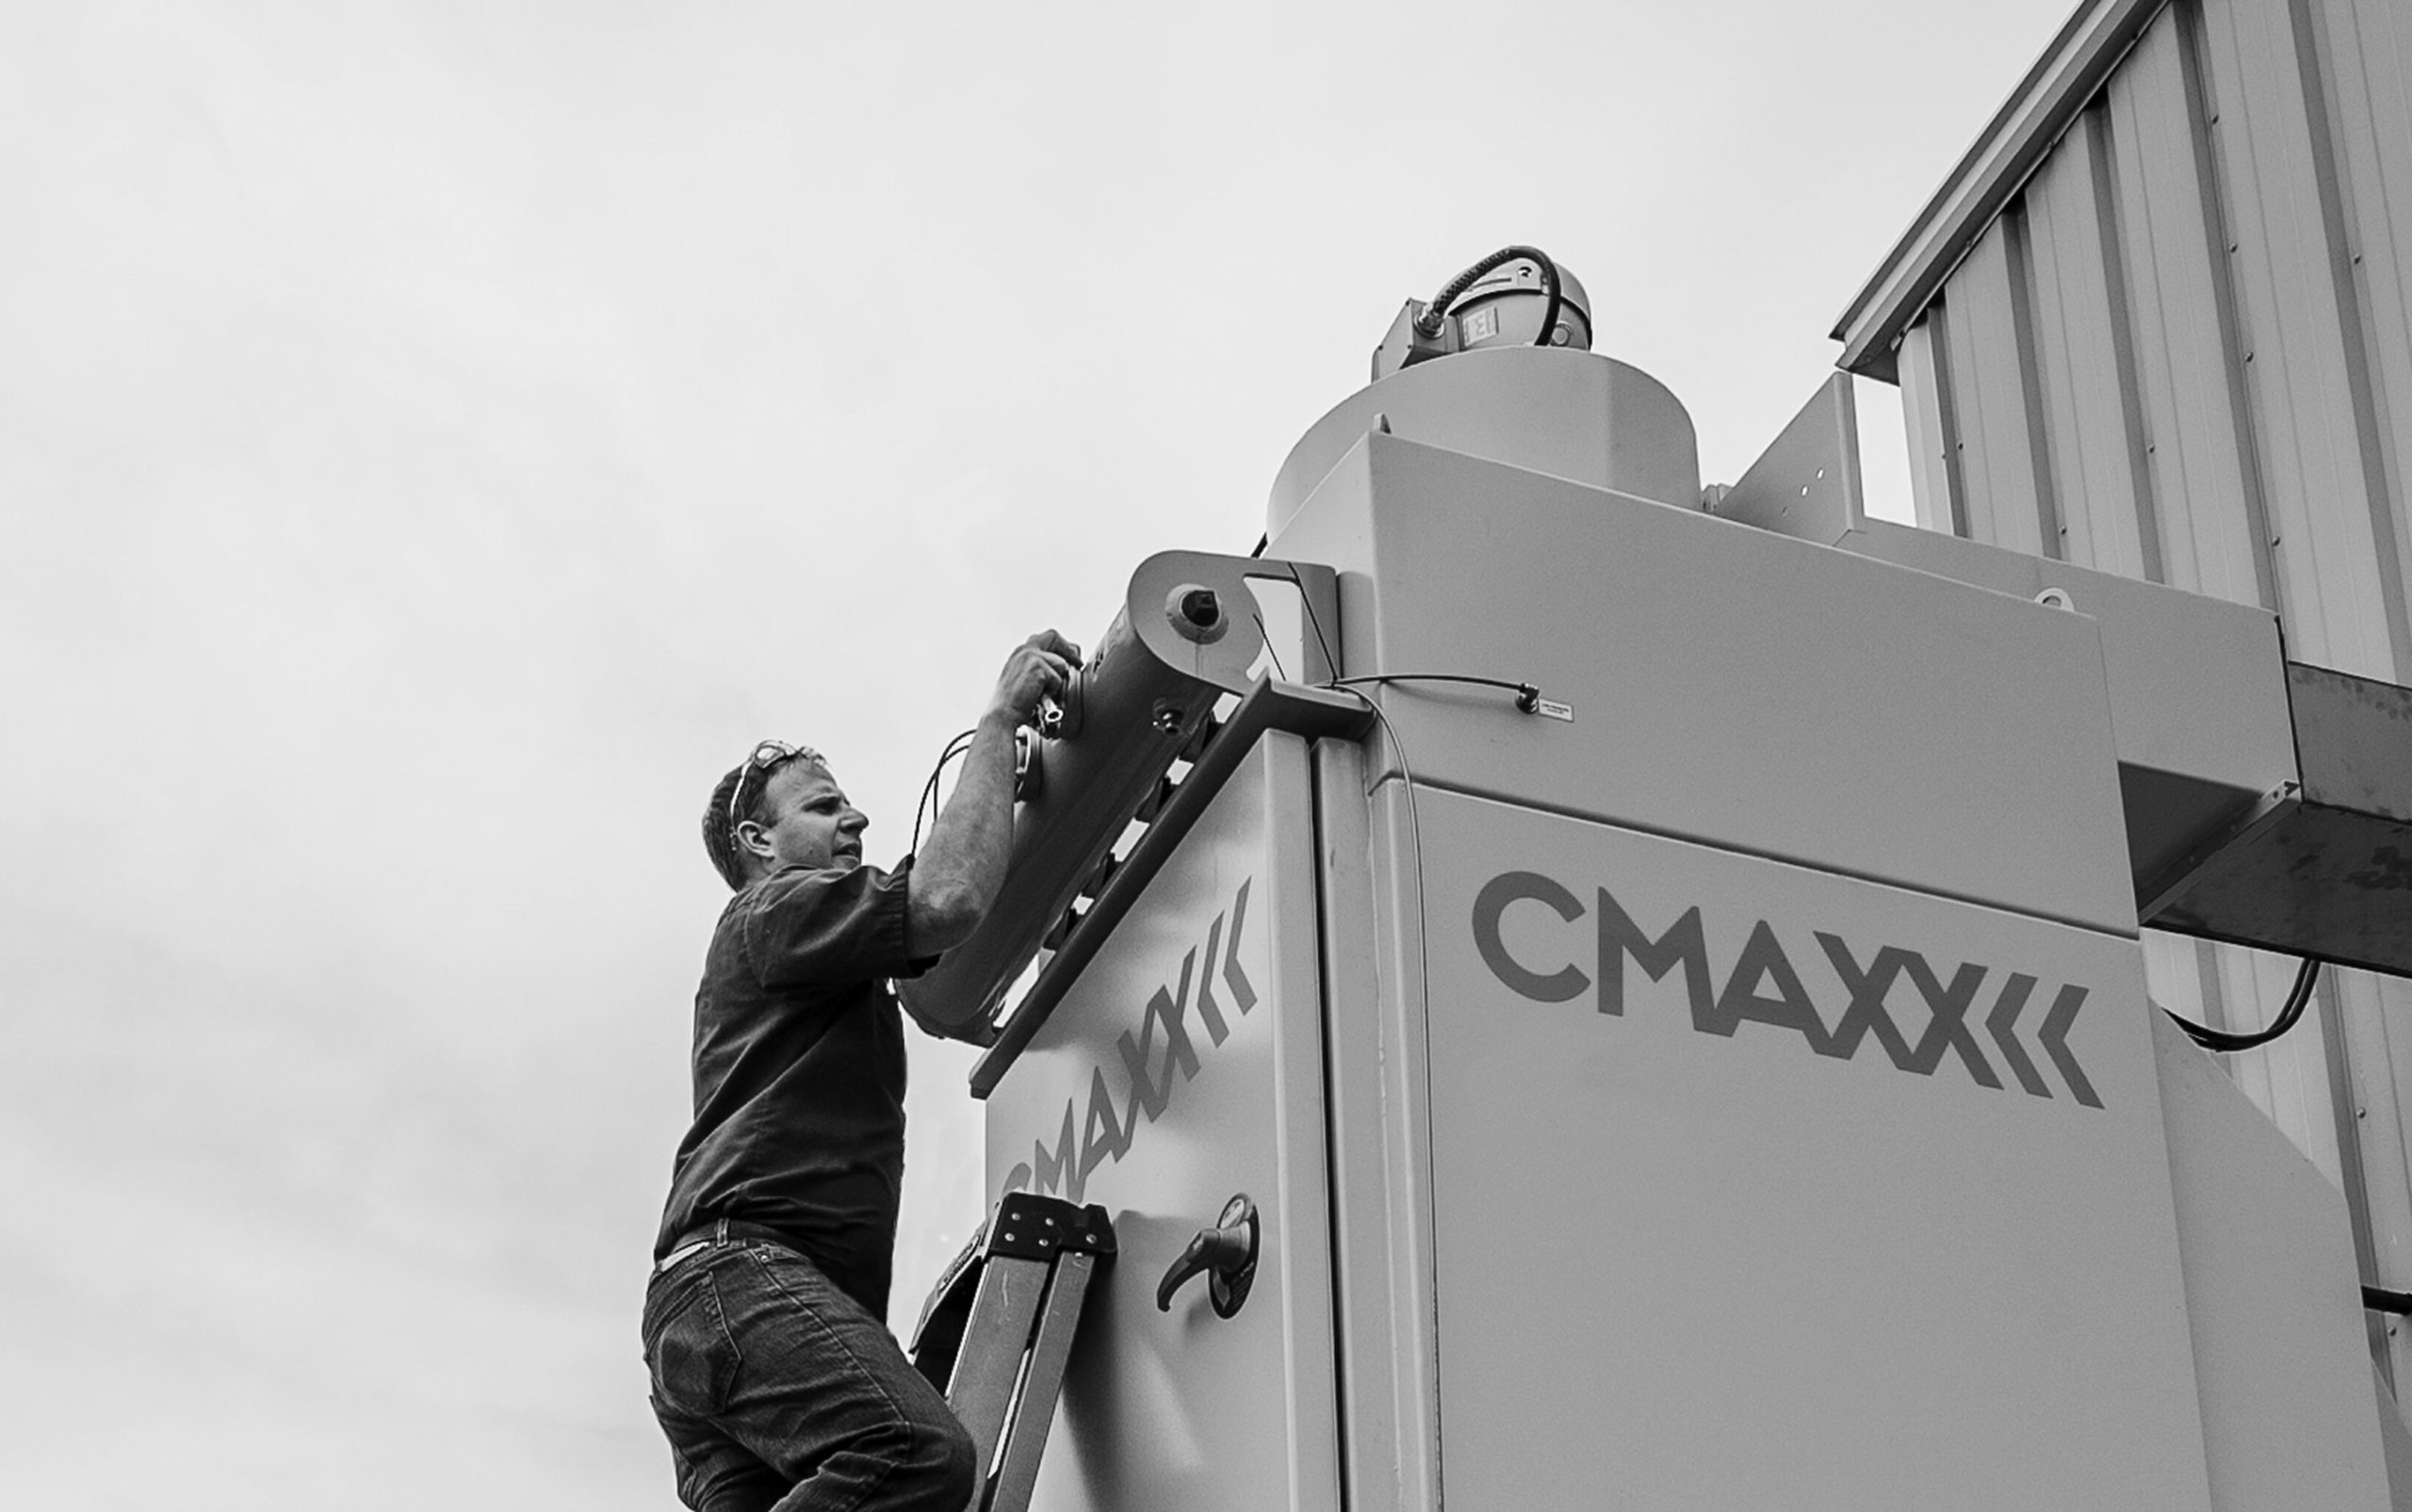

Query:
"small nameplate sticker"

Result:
[[1460, 306, 1500, 343], [1534, 697, 1574, 723]]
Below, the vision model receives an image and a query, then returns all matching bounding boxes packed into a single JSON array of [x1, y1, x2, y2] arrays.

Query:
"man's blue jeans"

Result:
[[643, 1229, 977, 1512]]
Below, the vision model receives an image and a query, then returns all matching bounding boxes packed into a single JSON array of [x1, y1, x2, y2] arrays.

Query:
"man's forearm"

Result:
[[908, 708, 1022, 951], [904, 627, 1078, 955]]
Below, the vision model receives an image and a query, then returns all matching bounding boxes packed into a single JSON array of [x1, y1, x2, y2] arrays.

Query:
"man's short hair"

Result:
[[702, 764, 755, 890], [702, 745, 828, 890]]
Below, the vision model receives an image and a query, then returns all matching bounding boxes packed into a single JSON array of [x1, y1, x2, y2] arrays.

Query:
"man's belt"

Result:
[[653, 1217, 796, 1276]]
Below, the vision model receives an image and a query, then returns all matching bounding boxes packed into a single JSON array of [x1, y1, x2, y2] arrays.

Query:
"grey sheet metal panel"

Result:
[[1315, 750, 1442, 1512], [1719, 384, 2298, 895], [1719, 372, 1866, 549], [2154, 1009, 2395, 1509], [1272, 428, 2135, 935], [979, 735, 1339, 1512], [1412, 788, 2214, 1509]]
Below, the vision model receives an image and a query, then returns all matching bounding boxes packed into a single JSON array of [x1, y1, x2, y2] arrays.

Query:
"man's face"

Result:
[[742, 759, 868, 875]]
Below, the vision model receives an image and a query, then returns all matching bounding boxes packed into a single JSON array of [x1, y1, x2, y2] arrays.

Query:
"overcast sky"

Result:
[[3, 2, 2076, 1504]]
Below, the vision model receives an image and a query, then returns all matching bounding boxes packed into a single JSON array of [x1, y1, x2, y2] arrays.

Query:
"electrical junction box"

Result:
[[969, 347, 2392, 1511]]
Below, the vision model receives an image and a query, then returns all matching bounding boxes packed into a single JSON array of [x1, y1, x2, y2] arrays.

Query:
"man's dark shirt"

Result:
[[655, 859, 931, 1319]]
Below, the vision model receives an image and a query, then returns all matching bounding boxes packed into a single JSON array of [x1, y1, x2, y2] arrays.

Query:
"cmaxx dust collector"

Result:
[[903, 248, 2408, 1511]]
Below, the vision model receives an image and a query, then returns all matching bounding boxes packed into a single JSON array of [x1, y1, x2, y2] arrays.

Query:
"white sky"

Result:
[[3, 2, 2074, 1504]]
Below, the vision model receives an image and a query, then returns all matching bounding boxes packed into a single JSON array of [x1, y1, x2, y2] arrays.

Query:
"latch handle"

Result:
[[1155, 1194, 1259, 1317]]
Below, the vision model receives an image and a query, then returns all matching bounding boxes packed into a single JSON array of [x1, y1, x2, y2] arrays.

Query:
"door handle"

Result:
[[1156, 1194, 1259, 1318]]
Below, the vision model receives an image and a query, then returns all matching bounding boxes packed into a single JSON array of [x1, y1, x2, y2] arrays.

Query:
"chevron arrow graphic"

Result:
[[2037, 984, 2100, 1109], [1223, 877, 1256, 1015], [1986, 972, 2052, 1099]]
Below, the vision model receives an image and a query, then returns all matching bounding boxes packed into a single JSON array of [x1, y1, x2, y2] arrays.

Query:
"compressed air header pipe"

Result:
[[900, 551, 1277, 1041]]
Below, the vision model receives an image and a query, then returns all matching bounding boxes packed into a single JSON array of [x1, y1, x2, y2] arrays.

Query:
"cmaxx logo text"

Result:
[[1472, 870, 2102, 1110], [1002, 877, 1258, 1203]]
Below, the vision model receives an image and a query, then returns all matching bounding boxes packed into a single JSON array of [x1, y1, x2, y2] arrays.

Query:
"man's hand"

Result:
[[987, 630, 1083, 728], [906, 628, 1084, 962]]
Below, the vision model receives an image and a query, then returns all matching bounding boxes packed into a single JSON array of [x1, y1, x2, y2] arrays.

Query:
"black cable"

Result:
[[2162, 956, 2322, 1053], [1412, 244, 1563, 351], [910, 729, 977, 856], [1269, 563, 1541, 712], [1248, 614, 1290, 683], [912, 731, 973, 851], [1279, 563, 1342, 685], [1327, 672, 1543, 713]]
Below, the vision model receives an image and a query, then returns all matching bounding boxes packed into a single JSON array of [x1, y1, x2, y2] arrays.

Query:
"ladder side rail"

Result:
[[982, 1251, 1101, 1512], [944, 1252, 1051, 1497]]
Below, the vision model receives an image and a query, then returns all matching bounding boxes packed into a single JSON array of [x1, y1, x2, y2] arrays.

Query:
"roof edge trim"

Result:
[[1832, 0, 2172, 382]]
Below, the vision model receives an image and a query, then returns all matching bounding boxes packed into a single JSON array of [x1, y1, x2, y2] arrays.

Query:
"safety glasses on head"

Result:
[[726, 740, 825, 837]]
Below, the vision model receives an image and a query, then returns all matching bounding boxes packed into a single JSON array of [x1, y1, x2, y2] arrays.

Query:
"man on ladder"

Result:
[[641, 628, 1081, 1512]]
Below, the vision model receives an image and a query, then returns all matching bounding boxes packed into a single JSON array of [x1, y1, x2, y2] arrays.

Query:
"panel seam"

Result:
[[1928, 296, 1976, 538], [1397, 772, 2141, 943], [2177, 0, 2288, 616], [2087, 96, 2173, 583], [2007, 200, 2072, 559]]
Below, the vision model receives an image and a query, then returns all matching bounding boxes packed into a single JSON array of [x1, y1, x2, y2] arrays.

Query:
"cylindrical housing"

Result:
[[1267, 347, 1701, 539], [902, 554, 1270, 1038]]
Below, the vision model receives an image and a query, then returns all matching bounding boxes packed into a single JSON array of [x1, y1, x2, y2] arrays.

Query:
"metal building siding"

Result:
[[2024, 110, 2153, 577], [2319, 0, 2412, 665], [2195, 940, 2348, 1185], [2194, 0, 2408, 678], [2140, 929, 2348, 1193], [2323, 28, 2412, 1304], [2098, 9, 2268, 606], [1897, 318, 1961, 534], [2341, 976, 2412, 1307], [1865, 0, 2412, 1387], [1943, 230, 2056, 557]]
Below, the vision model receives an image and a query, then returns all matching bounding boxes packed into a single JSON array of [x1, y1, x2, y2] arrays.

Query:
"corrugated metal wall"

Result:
[[1888, 0, 2412, 1385]]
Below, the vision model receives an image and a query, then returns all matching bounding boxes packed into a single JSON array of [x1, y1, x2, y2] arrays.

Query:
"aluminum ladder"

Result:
[[910, 1192, 1116, 1512]]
